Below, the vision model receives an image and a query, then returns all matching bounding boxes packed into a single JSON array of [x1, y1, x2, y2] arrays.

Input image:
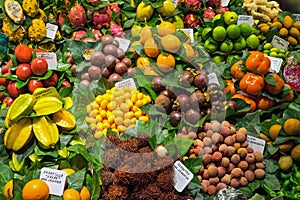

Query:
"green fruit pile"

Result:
[[263, 42, 288, 59], [201, 11, 260, 55]]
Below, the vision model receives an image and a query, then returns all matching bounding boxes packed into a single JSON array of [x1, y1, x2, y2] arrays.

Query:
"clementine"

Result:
[[80, 186, 91, 200], [63, 188, 81, 200], [22, 179, 49, 200]]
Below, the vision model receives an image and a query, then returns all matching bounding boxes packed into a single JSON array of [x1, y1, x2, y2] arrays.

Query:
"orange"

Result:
[[63, 188, 81, 200], [14, 44, 32, 63], [144, 38, 160, 58], [157, 53, 175, 73], [157, 21, 176, 36], [22, 179, 50, 200], [3, 180, 13, 199]]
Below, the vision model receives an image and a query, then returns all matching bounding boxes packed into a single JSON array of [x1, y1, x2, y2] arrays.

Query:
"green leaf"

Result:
[[123, 18, 135, 29], [60, 135, 73, 148], [183, 157, 202, 174], [35, 145, 58, 158], [262, 174, 281, 191], [86, 172, 101, 200], [236, 111, 261, 137], [0, 163, 13, 190], [187, 175, 202, 190], [174, 137, 194, 156], [67, 169, 86, 190], [249, 193, 265, 200], [68, 144, 101, 168], [265, 159, 279, 174], [282, 102, 300, 120], [91, 136, 106, 168], [265, 74, 277, 86]]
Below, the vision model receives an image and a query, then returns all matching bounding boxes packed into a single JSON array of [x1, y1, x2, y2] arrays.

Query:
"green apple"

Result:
[[204, 38, 218, 53], [220, 40, 234, 53], [233, 37, 246, 51], [224, 11, 238, 25], [212, 26, 227, 42]]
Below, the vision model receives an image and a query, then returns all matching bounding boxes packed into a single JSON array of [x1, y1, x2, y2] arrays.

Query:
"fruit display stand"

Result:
[[1, 0, 300, 199]]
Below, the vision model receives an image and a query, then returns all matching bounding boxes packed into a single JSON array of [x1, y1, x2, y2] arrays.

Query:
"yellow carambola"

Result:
[[33, 96, 63, 116]]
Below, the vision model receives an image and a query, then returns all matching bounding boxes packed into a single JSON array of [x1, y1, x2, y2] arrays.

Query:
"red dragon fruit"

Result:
[[58, 12, 67, 28], [184, 13, 201, 28], [208, 0, 221, 7], [202, 8, 216, 18], [72, 29, 102, 41], [65, 0, 71, 10], [110, 23, 125, 38], [184, 0, 202, 10], [68, 5, 87, 28], [216, 6, 229, 14], [110, 3, 121, 18], [72, 30, 87, 40], [92, 5, 112, 29], [87, 0, 101, 6]]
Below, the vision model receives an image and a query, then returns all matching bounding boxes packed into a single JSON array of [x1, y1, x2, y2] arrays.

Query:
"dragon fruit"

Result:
[[184, 0, 202, 10], [68, 5, 87, 28], [92, 29, 102, 41], [92, 5, 112, 29], [72, 29, 102, 41], [87, 0, 101, 6], [207, 0, 221, 7], [216, 6, 229, 14], [65, 0, 71, 10], [203, 8, 216, 18], [110, 23, 125, 38], [184, 13, 201, 28], [58, 12, 66, 28], [110, 3, 121, 18]]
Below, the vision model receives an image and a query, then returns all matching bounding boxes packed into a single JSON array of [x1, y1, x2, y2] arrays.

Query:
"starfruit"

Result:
[[4, 0, 24, 24], [9, 152, 25, 172], [5, 94, 35, 123], [29, 152, 43, 162], [64, 97, 73, 109], [53, 108, 76, 131], [33, 116, 59, 149], [33, 97, 63, 116], [4, 118, 33, 152], [58, 146, 70, 158]]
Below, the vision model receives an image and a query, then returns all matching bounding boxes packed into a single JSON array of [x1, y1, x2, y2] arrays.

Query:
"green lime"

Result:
[[263, 49, 270, 54], [212, 26, 227, 42], [233, 37, 246, 51], [227, 24, 241, 40], [224, 11, 238, 25], [220, 40, 234, 53], [202, 27, 213, 40], [270, 47, 279, 52], [269, 51, 278, 57], [264, 53, 269, 56], [277, 52, 286, 59], [263, 43, 272, 50], [213, 55, 224, 63], [279, 49, 286, 54], [204, 39, 218, 53], [239, 23, 252, 37], [246, 34, 259, 50]]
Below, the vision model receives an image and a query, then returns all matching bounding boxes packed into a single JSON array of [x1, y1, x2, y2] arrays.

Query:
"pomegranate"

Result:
[[283, 56, 300, 91]]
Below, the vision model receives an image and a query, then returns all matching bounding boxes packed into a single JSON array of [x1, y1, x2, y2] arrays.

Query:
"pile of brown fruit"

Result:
[[181, 120, 266, 195], [79, 35, 136, 87], [152, 68, 226, 126], [100, 135, 193, 200]]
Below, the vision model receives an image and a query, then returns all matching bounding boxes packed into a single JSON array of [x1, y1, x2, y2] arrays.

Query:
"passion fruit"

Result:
[[151, 77, 165, 92], [88, 66, 101, 79], [101, 35, 114, 46], [117, 48, 125, 59], [105, 55, 116, 69], [115, 62, 128, 75], [170, 111, 182, 127], [102, 67, 111, 79], [90, 51, 105, 67], [179, 71, 194, 87], [103, 44, 118, 58], [108, 73, 122, 83], [155, 94, 172, 112], [121, 58, 132, 68], [194, 73, 208, 89], [185, 109, 201, 124], [176, 94, 190, 112]]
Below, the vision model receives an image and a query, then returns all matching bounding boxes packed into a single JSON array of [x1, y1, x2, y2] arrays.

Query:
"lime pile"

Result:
[[263, 43, 287, 59], [201, 11, 260, 57]]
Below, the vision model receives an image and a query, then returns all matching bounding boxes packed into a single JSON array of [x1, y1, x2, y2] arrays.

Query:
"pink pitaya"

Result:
[[72, 30, 87, 40], [208, 0, 221, 7], [185, 0, 202, 10], [202, 8, 216, 18], [92, 5, 112, 29], [65, 0, 71, 10], [68, 5, 87, 28], [184, 13, 201, 28], [110, 3, 121, 18], [110, 23, 125, 38], [87, 0, 101, 6], [58, 12, 67, 28], [92, 29, 102, 41], [216, 6, 229, 14]]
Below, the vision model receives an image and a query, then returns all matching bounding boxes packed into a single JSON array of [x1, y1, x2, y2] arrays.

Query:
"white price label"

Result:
[[208, 73, 220, 86], [33, 87, 62, 101], [46, 23, 58, 40], [178, 29, 194, 43], [221, 0, 230, 7], [294, 14, 300, 22], [36, 52, 57, 70], [174, 161, 193, 192], [114, 37, 131, 52], [40, 167, 67, 196], [172, 0, 178, 7], [237, 15, 253, 26], [267, 56, 283, 73], [247, 135, 265, 153], [115, 78, 136, 89], [271, 35, 289, 50]]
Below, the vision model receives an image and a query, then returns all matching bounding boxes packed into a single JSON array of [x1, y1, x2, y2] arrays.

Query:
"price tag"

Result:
[[208, 73, 220, 86], [114, 37, 131, 52], [178, 29, 194, 43], [174, 161, 193, 192], [237, 15, 253, 26], [294, 14, 300, 22], [115, 78, 137, 89], [46, 23, 58, 40], [40, 167, 67, 196], [36, 52, 58, 70], [172, 0, 178, 7], [33, 87, 62, 101], [271, 35, 289, 50], [221, 0, 230, 7], [247, 135, 265, 153], [267, 56, 283, 73]]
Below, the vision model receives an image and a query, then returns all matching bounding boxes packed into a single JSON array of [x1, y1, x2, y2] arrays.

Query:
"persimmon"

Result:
[[245, 51, 270, 75], [239, 72, 265, 96], [256, 96, 276, 110], [224, 80, 236, 95], [280, 84, 295, 102], [15, 44, 32, 63], [265, 73, 285, 95], [232, 93, 257, 113], [230, 60, 246, 79]]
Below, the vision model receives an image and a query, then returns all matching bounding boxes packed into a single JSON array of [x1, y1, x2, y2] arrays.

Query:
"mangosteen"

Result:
[[90, 51, 105, 67], [170, 111, 182, 127], [103, 44, 118, 58], [101, 35, 114, 46], [88, 65, 101, 80], [112, 39, 119, 48], [190, 91, 206, 109], [160, 89, 176, 101], [194, 73, 208, 89], [179, 71, 194, 87], [185, 109, 201, 124], [121, 58, 132, 68], [151, 77, 165, 92], [102, 67, 112, 79], [105, 55, 116, 69], [175, 94, 190, 112], [155, 94, 171, 112]]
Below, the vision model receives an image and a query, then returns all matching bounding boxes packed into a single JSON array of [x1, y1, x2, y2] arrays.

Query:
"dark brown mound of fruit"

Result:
[[100, 135, 193, 200]]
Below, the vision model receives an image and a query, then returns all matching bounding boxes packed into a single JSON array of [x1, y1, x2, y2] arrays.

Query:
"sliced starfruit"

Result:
[[53, 108, 76, 131], [4, 0, 24, 24], [9, 152, 25, 172], [33, 97, 63, 116], [6, 94, 35, 122]]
